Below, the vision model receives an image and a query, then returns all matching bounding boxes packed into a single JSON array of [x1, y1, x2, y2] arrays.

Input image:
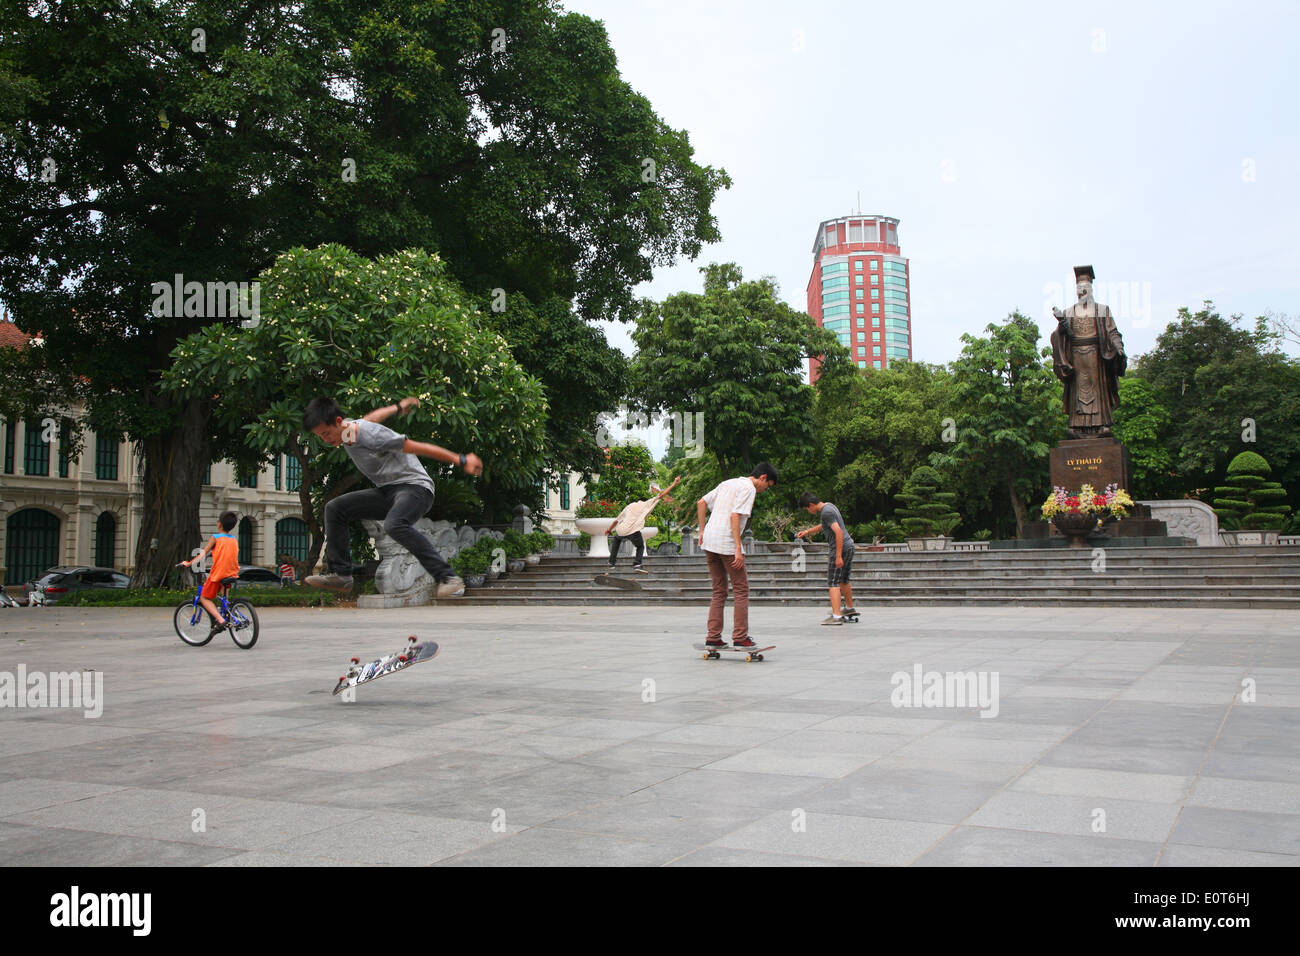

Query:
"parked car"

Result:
[[26, 567, 130, 605], [234, 565, 285, 590]]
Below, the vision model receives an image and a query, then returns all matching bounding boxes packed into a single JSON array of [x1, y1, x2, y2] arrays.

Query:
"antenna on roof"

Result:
[[856, 191, 861, 214]]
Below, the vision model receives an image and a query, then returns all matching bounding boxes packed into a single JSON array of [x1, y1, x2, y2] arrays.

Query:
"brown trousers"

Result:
[[705, 549, 749, 641]]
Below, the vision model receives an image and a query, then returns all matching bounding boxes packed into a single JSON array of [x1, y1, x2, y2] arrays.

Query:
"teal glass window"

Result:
[[57, 420, 71, 478], [23, 420, 49, 476], [285, 456, 301, 491], [95, 433, 119, 480]]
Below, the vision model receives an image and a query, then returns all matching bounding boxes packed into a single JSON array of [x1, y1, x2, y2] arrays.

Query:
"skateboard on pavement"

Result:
[[594, 573, 642, 589], [692, 642, 774, 662], [333, 636, 439, 696]]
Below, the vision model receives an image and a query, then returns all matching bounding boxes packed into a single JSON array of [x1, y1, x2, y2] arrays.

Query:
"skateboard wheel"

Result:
[[745, 654, 753, 662], [701, 652, 709, 660], [756, 654, 764, 662]]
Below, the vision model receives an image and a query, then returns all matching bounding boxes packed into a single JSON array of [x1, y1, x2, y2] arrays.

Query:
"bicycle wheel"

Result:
[[227, 598, 260, 649], [174, 602, 214, 646]]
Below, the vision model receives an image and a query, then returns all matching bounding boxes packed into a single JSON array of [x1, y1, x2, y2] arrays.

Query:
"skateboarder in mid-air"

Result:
[[302, 396, 483, 599], [604, 475, 681, 575]]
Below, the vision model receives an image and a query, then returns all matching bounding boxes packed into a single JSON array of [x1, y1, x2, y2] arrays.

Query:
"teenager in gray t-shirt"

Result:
[[796, 493, 858, 625], [301, 396, 483, 599]]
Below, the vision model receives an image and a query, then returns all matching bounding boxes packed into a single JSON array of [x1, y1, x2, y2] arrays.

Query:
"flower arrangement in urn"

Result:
[[1040, 483, 1134, 546]]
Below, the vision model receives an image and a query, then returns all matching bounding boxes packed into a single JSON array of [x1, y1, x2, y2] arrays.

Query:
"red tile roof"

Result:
[[0, 322, 31, 348]]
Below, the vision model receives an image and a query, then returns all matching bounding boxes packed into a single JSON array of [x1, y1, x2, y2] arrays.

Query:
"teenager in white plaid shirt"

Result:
[[696, 462, 778, 649]]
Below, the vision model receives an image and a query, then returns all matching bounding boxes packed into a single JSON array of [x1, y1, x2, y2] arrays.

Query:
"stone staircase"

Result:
[[453, 545, 1300, 608]]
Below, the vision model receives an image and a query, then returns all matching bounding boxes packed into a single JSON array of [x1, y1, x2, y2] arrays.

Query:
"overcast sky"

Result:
[[569, 0, 1300, 376]]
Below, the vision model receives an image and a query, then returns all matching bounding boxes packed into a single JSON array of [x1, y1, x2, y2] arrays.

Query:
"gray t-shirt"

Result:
[[340, 419, 435, 494], [820, 503, 854, 551]]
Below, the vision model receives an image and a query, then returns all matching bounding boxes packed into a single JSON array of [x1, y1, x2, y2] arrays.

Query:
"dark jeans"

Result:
[[609, 532, 644, 567], [324, 485, 452, 582]]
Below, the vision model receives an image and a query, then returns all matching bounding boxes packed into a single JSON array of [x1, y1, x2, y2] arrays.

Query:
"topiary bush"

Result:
[[1213, 451, 1292, 530], [893, 466, 960, 538]]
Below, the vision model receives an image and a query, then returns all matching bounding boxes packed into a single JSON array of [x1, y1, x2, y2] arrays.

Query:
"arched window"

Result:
[[237, 517, 254, 565], [275, 517, 309, 562], [94, 512, 117, 568], [5, 508, 60, 584]]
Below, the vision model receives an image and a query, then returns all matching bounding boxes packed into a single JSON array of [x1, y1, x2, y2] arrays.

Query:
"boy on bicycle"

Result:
[[182, 510, 241, 637]]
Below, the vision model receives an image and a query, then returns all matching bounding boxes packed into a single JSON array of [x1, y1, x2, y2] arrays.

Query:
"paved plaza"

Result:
[[1, 603, 1297, 866]]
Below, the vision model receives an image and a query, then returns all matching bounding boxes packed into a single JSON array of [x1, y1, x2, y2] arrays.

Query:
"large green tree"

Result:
[[932, 312, 1066, 537], [810, 359, 956, 525], [0, 0, 727, 580], [1111, 376, 1176, 498], [163, 245, 547, 571], [628, 263, 850, 478], [1129, 304, 1300, 502]]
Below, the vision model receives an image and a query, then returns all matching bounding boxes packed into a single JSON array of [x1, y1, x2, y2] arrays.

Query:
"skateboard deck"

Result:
[[594, 573, 642, 590], [692, 642, 775, 662], [333, 636, 439, 695], [841, 611, 860, 622]]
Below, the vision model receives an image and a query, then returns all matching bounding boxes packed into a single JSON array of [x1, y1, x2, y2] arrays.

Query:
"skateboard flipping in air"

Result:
[[593, 572, 642, 589], [333, 636, 440, 695]]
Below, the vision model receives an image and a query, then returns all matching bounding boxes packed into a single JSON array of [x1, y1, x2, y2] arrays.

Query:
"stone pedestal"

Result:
[[1050, 437, 1130, 494]]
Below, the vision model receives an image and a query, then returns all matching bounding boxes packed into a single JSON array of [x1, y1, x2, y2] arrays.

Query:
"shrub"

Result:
[[451, 541, 492, 577], [501, 529, 532, 560], [1213, 451, 1292, 530], [894, 466, 960, 538], [64, 588, 339, 607]]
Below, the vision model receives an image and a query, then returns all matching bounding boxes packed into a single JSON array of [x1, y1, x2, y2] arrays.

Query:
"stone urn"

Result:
[[575, 518, 613, 558], [1052, 512, 1101, 548]]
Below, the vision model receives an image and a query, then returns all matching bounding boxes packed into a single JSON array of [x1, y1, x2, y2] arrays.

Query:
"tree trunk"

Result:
[[297, 447, 361, 574], [1008, 478, 1029, 538], [131, 397, 211, 587], [294, 443, 324, 573]]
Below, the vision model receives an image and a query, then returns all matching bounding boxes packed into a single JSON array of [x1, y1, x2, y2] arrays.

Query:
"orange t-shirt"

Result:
[[208, 533, 240, 582]]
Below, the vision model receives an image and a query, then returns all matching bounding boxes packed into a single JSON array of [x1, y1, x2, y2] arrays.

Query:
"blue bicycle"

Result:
[[173, 569, 260, 649]]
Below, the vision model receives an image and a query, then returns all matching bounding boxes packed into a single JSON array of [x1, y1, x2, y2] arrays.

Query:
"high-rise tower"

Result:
[[807, 215, 911, 381]]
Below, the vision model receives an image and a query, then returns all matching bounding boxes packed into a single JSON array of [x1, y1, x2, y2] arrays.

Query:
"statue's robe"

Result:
[[1050, 303, 1126, 431]]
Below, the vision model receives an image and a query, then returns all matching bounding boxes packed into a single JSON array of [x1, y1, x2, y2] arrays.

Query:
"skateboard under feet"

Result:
[[692, 642, 774, 662], [333, 636, 440, 696]]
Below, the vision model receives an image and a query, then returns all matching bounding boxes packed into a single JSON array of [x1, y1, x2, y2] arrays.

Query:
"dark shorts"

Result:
[[828, 548, 854, 587]]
